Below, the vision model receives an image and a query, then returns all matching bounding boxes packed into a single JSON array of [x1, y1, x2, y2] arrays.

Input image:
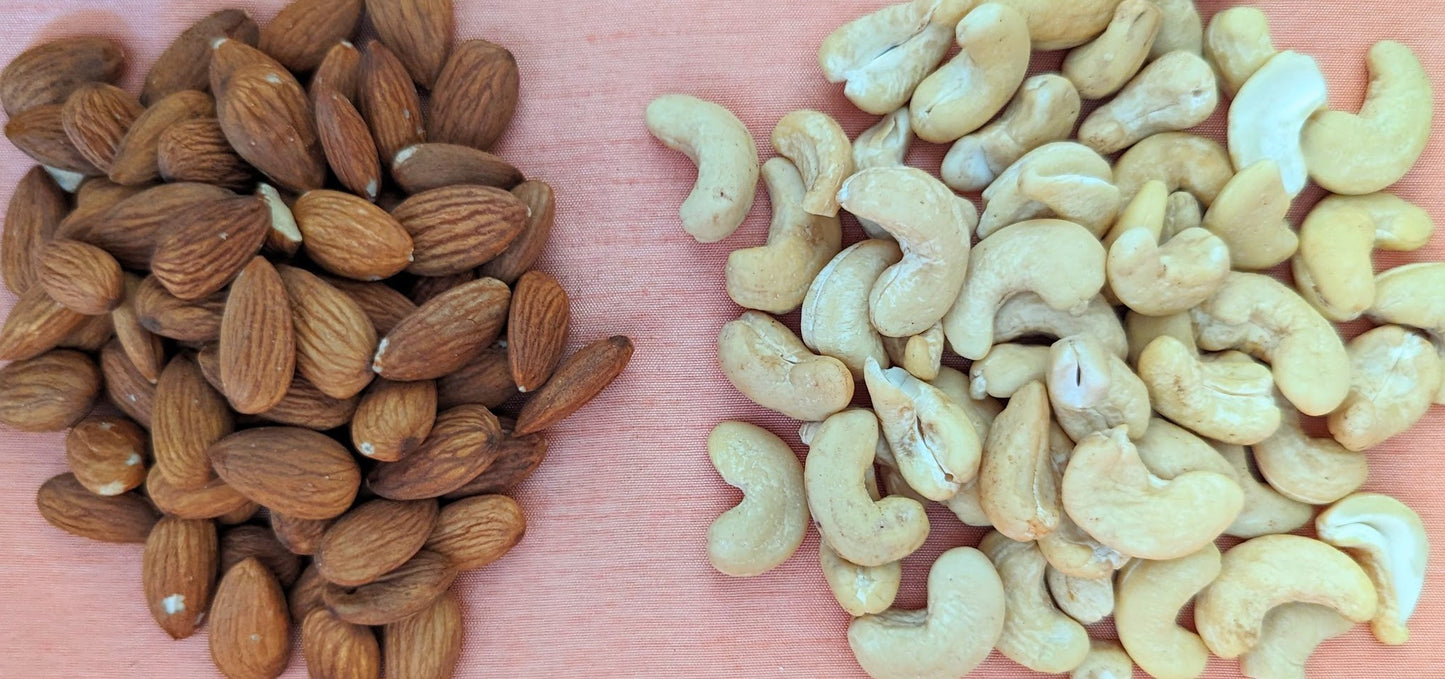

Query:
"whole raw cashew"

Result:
[[992, 0, 1123, 50], [1368, 263, 1445, 405], [941, 74, 1081, 192], [820, 540, 901, 617], [717, 311, 854, 421], [1331, 326, 1442, 452], [979, 381, 1062, 542], [943, 220, 1106, 360], [1204, 7, 1277, 98], [1046, 335, 1151, 441], [1216, 443, 1314, 539], [1227, 51, 1327, 197], [1195, 534, 1379, 659], [801, 240, 901, 377], [838, 166, 976, 338], [865, 358, 982, 501], [1071, 640, 1135, 679], [1254, 399, 1367, 506], [994, 294, 1129, 359], [1149, 0, 1202, 59], [645, 94, 760, 242], [1135, 416, 1235, 480], [1062, 0, 1162, 100], [978, 142, 1121, 238], [1293, 194, 1435, 321], [1202, 160, 1297, 270], [1190, 272, 1350, 417], [1037, 513, 1130, 580], [818, 0, 971, 115], [1137, 336, 1281, 446], [1126, 310, 1195, 367], [847, 546, 1006, 679], [771, 110, 853, 218], [1240, 604, 1354, 679], [1078, 51, 1218, 155], [1115, 543, 1222, 679], [910, 3, 1032, 143], [881, 323, 945, 381], [1047, 567, 1115, 624], [705, 422, 809, 577], [1302, 41, 1433, 195], [852, 109, 914, 239], [805, 409, 928, 567], [969, 343, 1048, 399], [981, 531, 1091, 674], [1113, 132, 1234, 207], [1317, 493, 1429, 646], [725, 158, 842, 313], [1108, 226, 1230, 316]]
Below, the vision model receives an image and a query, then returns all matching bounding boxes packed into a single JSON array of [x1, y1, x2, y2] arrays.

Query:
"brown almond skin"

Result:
[[425, 494, 526, 570], [112, 274, 166, 383], [1, 36, 125, 117], [143, 10, 260, 105], [358, 40, 425, 163], [218, 502, 262, 525], [514, 336, 634, 436], [315, 498, 439, 586], [153, 355, 233, 490], [58, 312, 114, 351], [393, 185, 528, 276], [60, 83, 143, 173], [310, 42, 361, 105], [365, 0, 452, 89], [209, 38, 290, 102], [326, 278, 417, 336], [210, 558, 292, 679], [37, 239, 124, 315], [215, 62, 325, 193], [368, 404, 505, 501], [509, 271, 571, 392], [86, 181, 234, 269], [277, 265, 377, 400], [2, 166, 67, 296], [4, 104, 101, 174], [383, 589, 463, 679], [351, 378, 436, 462], [57, 177, 143, 241], [391, 142, 523, 193], [293, 190, 414, 281], [146, 466, 255, 520], [443, 430, 547, 499], [209, 427, 361, 520], [66, 415, 147, 496], [143, 517, 220, 639], [408, 271, 475, 306], [480, 180, 556, 285], [303, 608, 381, 679], [256, 376, 360, 430], [100, 340, 156, 428], [0, 287, 88, 361], [271, 512, 333, 556], [289, 563, 328, 623], [220, 525, 303, 587], [36, 473, 159, 543], [259, 0, 364, 73], [151, 195, 271, 300], [374, 278, 511, 381], [219, 258, 296, 414], [0, 349, 99, 431], [323, 549, 457, 625], [109, 89, 215, 185], [157, 117, 255, 189], [134, 274, 228, 342], [436, 344, 516, 409], [428, 40, 519, 151], [315, 85, 382, 201]]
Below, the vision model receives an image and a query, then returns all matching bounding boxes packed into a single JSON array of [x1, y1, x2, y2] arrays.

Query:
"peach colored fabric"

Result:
[[1, 1, 1443, 677]]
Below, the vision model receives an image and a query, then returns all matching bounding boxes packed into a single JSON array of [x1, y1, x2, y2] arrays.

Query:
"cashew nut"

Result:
[[1254, 399, 1367, 506], [717, 311, 854, 421], [931, 367, 1004, 527], [1293, 194, 1435, 321], [978, 142, 1121, 238], [1071, 640, 1135, 679], [1368, 263, 1445, 405], [801, 240, 901, 377], [1227, 51, 1327, 197], [994, 294, 1129, 360], [991, 0, 1123, 50], [1204, 7, 1277, 98], [821, 540, 901, 617], [1113, 132, 1234, 207], [771, 110, 853, 218], [1163, 190, 1204, 239], [1046, 566, 1115, 625], [1202, 160, 1297, 270], [1135, 416, 1235, 480], [1352, 192, 1436, 250], [969, 343, 1048, 399], [1215, 443, 1314, 539], [865, 357, 982, 501], [1079, 51, 1218, 155], [817, 0, 970, 115], [1062, 0, 1163, 100], [1301, 41, 1433, 195], [1125, 309, 1195, 367], [1148, 0, 1203, 59], [852, 109, 914, 240], [1109, 226, 1230, 316], [880, 322, 944, 381], [645, 94, 760, 243], [1240, 603, 1354, 679], [1329, 325, 1442, 452], [941, 74, 1081, 192], [979, 381, 1062, 542], [1138, 336, 1281, 445], [1037, 512, 1130, 580], [1316, 492, 1429, 646], [910, 3, 1032, 143], [724, 158, 842, 313], [1046, 335, 1151, 441], [1102, 177, 1166, 249], [705, 422, 808, 577], [981, 531, 1091, 674], [1115, 543, 1221, 679]]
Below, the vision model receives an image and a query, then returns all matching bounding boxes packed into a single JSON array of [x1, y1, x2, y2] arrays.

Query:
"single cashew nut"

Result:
[[942, 74, 1081, 192], [1316, 493, 1429, 646], [1353, 192, 1436, 250], [1240, 603, 1354, 679], [979, 381, 1062, 542], [991, 0, 1123, 50], [1109, 226, 1230, 316], [1102, 177, 1166, 249], [771, 110, 853, 218], [705, 422, 809, 577], [881, 322, 945, 381], [1202, 160, 1297, 270], [1062, 0, 1163, 100], [1329, 325, 1443, 452], [910, 3, 1032, 143], [847, 546, 1006, 679], [1254, 398, 1368, 506], [993, 294, 1129, 360], [818, 0, 969, 115], [865, 357, 982, 501], [1368, 263, 1445, 405], [1113, 132, 1234, 207], [1047, 566, 1115, 625], [718, 311, 854, 421], [1125, 309, 1195, 367], [852, 109, 914, 240], [1046, 335, 1151, 442], [1149, 0, 1202, 59], [1038, 512, 1131, 580], [724, 158, 842, 313], [820, 540, 902, 617], [1138, 336, 1281, 445], [969, 343, 1049, 399], [1205, 7, 1276, 99], [1115, 543, 1222, 679], [1293, 194, 1435, 321], [1163, 190, 1204, 239], [931, 367, 1004, 527], [645, 94, 760, 242], [1079, 51, 1218, 155], [1135, 416, 1235, 480], [1071, 640, 1135, 679], [978, 142, 1121, 238], [801, 240, 901, 377], [1227, 51, 1327, 197], [1215, 443, 1314, 539], [981, 531, 1091, 674]]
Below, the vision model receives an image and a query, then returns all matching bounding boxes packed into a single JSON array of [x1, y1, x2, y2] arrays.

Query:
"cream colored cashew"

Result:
[[1047, 567, 1115, 625], [1037, 512, 1130, 580], [910, 3, 1031, 143], [943, 220, 1106, 360], [941, 74, 1081, 192], [805, 409, 928, 567], [724, 158, 842, 314], [978, 142, 1121, 238], [1125, 310, 1195, 368], [1113, 132, 1234, 207], [1079, 51, 1218, 155], [1115, 543, 1221, 679], [1135, 416, 1235, 480], [1190, 272, 1351, 416], [969, 343, 1048, 399], [1329, 325, 1443, 452], [1293, 194, 1435, 321], [852, 109, 914, 240], [645, 94, 760, 243], [979, 381, 1062, 542], [705, 422, 809, 577], [1149, 0, 1202, 59], [801, 240, 901, 377], [1302, 41, 1433, 195], [1352, 192, 1436, 250], [1063, 0, 1162, 100], [1163, 190, 1204, 239], [838, 166, 976, 338], [981, 531, 1091, 674], [1228, 51, 1328, 197], [1215, 443, 1314, 539], [1046, 335, 1151, 442], [991, 0, 1122, 50], [1071, 640, 1134, 679], [1138, 336, 1281, 445], [1240, 603, 1354, 679], [818, 0, 972, 115], [931, 367, 1003, 527], [1317, 493, 1429, 646], [771, 110, 853, 218], [1102, 178, 1165, 249], [1195, 534, 1379, 659], [718, 311, 854, 421], [880, 323, 944, 381], [1368, 263, 1445, 405], [865, 357, 982, 502], [1201, 160, 1296, 270], [994, 294, 1129, 359], [820, 540, 902, 617], [847, 546, 1006, 679], [1109, 226, 1230, 316], [1204, 7, 1277, 98], [1254, 399, 1367, 506]]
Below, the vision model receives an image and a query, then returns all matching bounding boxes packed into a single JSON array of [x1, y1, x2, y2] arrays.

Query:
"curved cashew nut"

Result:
[[1115, 543, 1222, 679], [910, 3, 1032, 144], [881, 322, 944, 381], [1329, 325, 1442, 451], [645, 94, 759, 243], [1149, 0, 1202, 59], [995, 294, 1129, 360], [1125, 309, 1195, 367], [801, 240, 901, 377], [1204, 7, 1276, 98], [978, 142, 1121, 238], [1071, 640, 1134, 679], [1294, 194, 1435, 321], [771, 110, 853, 218], [991, 0, 1122, 51], [1113, 132, 1234, 207], [1063, 0, 1163, 100], [1302, 41, 1433, 195], [969, 343, 1048, 399], [1227, 51, 1327, 197], [1215, 443, 1314, 539], [1354, 192, 1436, 249], [1240, 603, 1354, 679], [1369, 263, 1445, 405], [1138, 336, 1281, 445], [724, 158, 842, 314], [852, 109, 914, 240], [838, 166, 976, 338], [1079, 51, 1218, 155], [981, 531, 1091, 674], [847, 546, 1006, 679], [942, 74, 1081, 192], [1038, 512, 1130, 580], [931, 367, 1003, 527], [1135, 416, 1235, 480], [717, 311, 854, 421], [817, 0, 968, 115], [1195, 534, 1379, 659], [865, 357, 982, 501], [1046, 335, 1151, 442], [705, 422, 808, 577], [1254, 398, 1367, 506], [979, 381, 1062, 542], [1202, 160, 1297, 270], [1317, 492, 1429, 646], [1109, 226, 1230, 316], [1047, 566, 1115, 625], [821, 540, 902, 617], [1163, 190, 1204, 239]]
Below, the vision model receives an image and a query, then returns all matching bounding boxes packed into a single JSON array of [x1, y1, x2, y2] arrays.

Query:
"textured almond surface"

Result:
[[59, 83, 143, 173], [513, 336, 633, 436], [0, 349, 100, 432], [436, 345, 516, 409], [424, 494, 525, 570], [0, 286, 88, 361], [99, 340, 157, 428], [428, 39, 518, 151], [314, 498, 438, 586], [315, 85, 381, 201], [277, 265, 376, 400], [350, 378, 436, 462], [209, 558, 291, 679], [35, 472, 158, 543], [65, 415, 147, 496], [218, 257, 296, 414], [383, 590, 464, 679], [368, 404, 504, 501], [215, 62, 324, 193], [479, 179, 556, 284], [150, 195, 271, 300], [442, 428, 547, 499], [108, 89, 214, 185], [2, 167, 66, 295], [142, 517, 218, 639], [393, 185, 528, 276], [323, 549, 457, 625], [132, 274, 228, 343], [209, 427, 360, 520], [357, 40, 424, 164], [302, 608, 381, 679], [365, 0, 453, 89], [4, 104, 98, 173], [373, 278, 510, 381], [391, 142, 522, 194], [86, 181, 234, 269], [152, 355, 232, 490], [218, 525, 302, 587], [142, 9, 259, 105], [293, 189, 413, 281], [508, 270, 571, 392], [257, 0, 362, 72], [37, 239, 123, 315], [0, 36, 124, 116], [156, 117, 255, 189], [145, 466, 254, 521], [270, 512, 333, 557]]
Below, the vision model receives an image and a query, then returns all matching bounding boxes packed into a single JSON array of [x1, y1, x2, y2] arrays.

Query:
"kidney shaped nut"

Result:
[[1109, 226, 1230, 317], [992, 0, 1121, 50], [910, 3, 1031, 144], [1037, 512, 1129, 580], [1240, 603, 1355, 679], [1196, 534, 1378, 659], [705, 422, 808, 578], [1228, 51, 1328, 197], [1316, 493, 1429, 646], [1115, 543, 1221, 679], [1113, 132, 1234, 207], [645, 94, 759, 243], [1368, 263, 1445, 405], [821, 541, 902, 617], [1079, 51, 1218, 155], [978, 142, 1121, 239], [801, 240, 901, 376], [1138, 336, 1281, 445], [1047, 567, 1115, 625], [1204, 7, 1277, 98], [718, 311, 853, 421], [1254, 398, 1367, 506], [725, 158, 842, 314], [969, 343, 1048, 399], [1201, 160, 1297, 270], [817, 0, 969, 115], [1215, 443, 1315, 540], [1302, 42, 1433, 195], [771, 110, 853, 218], [852, 109, 914, 240], [978, 381, 1062, 542], [1062, 0, 1163, 100], [1046, 335, 1151, 442], [1149, 0, 1202, 58], [1293, 194, 1435, 322], [847, 546, 1005, 679], [994, 294, 1129, 360], [865, 358, 982, 502], [942, 74, 1081, 192], [981, 531, 1090, 674], [1329, 325, 1442, 452]]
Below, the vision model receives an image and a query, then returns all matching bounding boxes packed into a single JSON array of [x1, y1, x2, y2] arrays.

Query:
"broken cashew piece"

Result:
[[1109, 225, 1230, 316], [1205, 7, 1277, 98], [992, 0, 1123, 51], [1046, 335, 1151, 442], [645, 94, 759, 243], [981, 531, 1091, 674], [801, 240, 901, 377], [1216, 443, 1314, 539], [705, 422, 809, 577], [1202, 160, 1297, 270], [1079, 50, 1218, 155], [1317, 492, 1429, 646], [941, 74, 1081, 192], [1293, 193, 1435, 321], [852, 109, 914, 240], [717, 311, 854, 421], [1137, 336, 1281, 445], [771, 110, 853, 218], [978, 142, 1121, 238], [1227, 50, 1327, 197], [821, 538, 902, 617], [1329, 325, 1443, 452], [724, 158, 842, 314], [1113, 132, 1234, 207], [1062, 0, 1163, 100], [1071, 640, 1134, 679], [979, 381, 1062, 542], [881, 323, 944, 381], [1047, 566, 1115, 625], [969, 343, 1048, 399], [910, 3, 1032, 144], [1254, 399, 1368, 506], [1368, 263, 1445, 405], [1149, 0, 1202, 59], [1240, 603, 1354, 679], [1115, 543, 1222, 679], [817, 0, 970, 115], [865, 357, 982, 502]]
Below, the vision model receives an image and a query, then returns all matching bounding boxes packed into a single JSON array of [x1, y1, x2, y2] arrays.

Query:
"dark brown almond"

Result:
[[66, 415, 147, 496], [424, 494, 525, 570], [218, 502, 262, 525], [323, 549, 457, 625], [156, 117, 255, 189], [369, 404, 504, 500], [271, 512, 333, 556], [374, 278, 511, 381], [391, 142, 523, 193], [315, 499, 438, 586], [219, 257, 295, 414], [209, 38, 288, 99], [428, 40, 518, 151], [220, 525, 303, 586], [4, 104, 101, 174], [143, 517, 219, 639], [215, 62, 325, 193], [289, 563, 327, 622], [480, 180, 556, 284], [258, 0, 364, 72], [277, 264, 377, 401], [36, 472, 159, 543], [514, 336, 634, 436], [144, 10, 260, 104], [2, 166, 67, 296], [60, 83, 144, 173], [58, 312, 114, 351], [256, 376, 360, 430], [108, 89, 214, 185], [37, 239, 124, 314], [84, 181, 234, 269], [393, 185, 527, 276], [326, 278, 417, 335], [0, 349, 100, 431], [150, 195, 271, 300], [358, 40, 424, 163], [100, 340, 157, 427], [0, 36, 125, 116], [303, 608, 381, 679], [351, 378, 436, 462], [112, 274, 166, 383], [508, 271, 571, 392], [436, 344, 516, 409], [443, 429, 547, 499], [210, 558, 292, 679], [153, 355, 233, 489], [209, 427, 361, 520], [408, 271, 474, 306], [365, 0, 452, 89], [134, 274, 228, 342], [293, 189, 413, 280], [316, 86, 381, 201], [0, 288, 88, 361], [146, 465, 255, 520], [310, 41, 361, 105], [382, 589, 463, 679]]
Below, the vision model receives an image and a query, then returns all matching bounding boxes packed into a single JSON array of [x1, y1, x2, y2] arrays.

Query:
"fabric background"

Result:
[[0, 1, 1442, 677]]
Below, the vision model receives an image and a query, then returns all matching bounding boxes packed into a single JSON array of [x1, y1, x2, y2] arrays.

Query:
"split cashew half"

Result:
[[1240, 603, 1354, 679], [1204, 7, 1277, 98], [1368, 263, 1445, 405], [1227, 51, 1327, 197], [801, 240, 901, 377], [818, 0, 971, 115], [725, 158, 842, 314], [1062, 0, 1163, 100], [978, 142, 1121, 238], [706, 422, 808, 577], [1137, 336, 1281, 446], [910, 2, 1032, 143], [1115, 543, 1221, 679], [1329, 325, 1443, 452], [979, 381, 1062, 542], [718, 311, 854, 421], [995, 294, 1129, 360], [981, 531, 1091, 674], [1202, 160, 1297, 270], [645, 94, 760, 243], [771, 110, 853, 218], [1216, 443, 1314, 540], [865, 357, 982, 501], [1078, 51, 1218, 155], [941, 74, 1081, 192], [1046, 335, 1151, 442], [1293, 193, 1436, 321], [1113, 132, 1234, 207], [1317, 493, 1429, 646], [1047, 566, 1115, 625], [1254, 398, 1367, 506], [852, 109, 914, 240]]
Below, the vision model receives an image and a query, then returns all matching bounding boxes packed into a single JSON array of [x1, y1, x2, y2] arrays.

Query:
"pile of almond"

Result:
[[0, 1, 632, 677]]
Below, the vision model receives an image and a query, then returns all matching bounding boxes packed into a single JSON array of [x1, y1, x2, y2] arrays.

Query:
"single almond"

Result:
[[100, 340, 157, 428], [315, 498, 439, 586], [2, 166, 67, 295], [85, 181, 235, 269], [443, 428, 547, 499], [424, 494, 525, 570], [112, 274, 166, 383], [0, 349, 100, 432], [325, 278, 417, 336], [215, 62, 325, 193], [391, 142, 523, 193], [108, 89, 215, 185], [143, 517, 220, 639], [289, 563, 327, 623], [393, 185, 528, 276], [323, 549, 457, 626], [255, 376, 360, 431], [408, 271, 475, 306], [436, 344, 516, 409], [220, 525, 303, 587], [428, 39, 519, 151], [36, 472, 159, 543], [209, 38, 290, 101], [209, 558, 292, 679], [271, 512, 334, 556], [480, 180, 556, 284], [60, 177, 146, 242], [134, 273, 228, 342], [310, 41, 361, 105], [153, 355, 234, 490], [351, 378, 436, 462], [209, 427, 361, 520], [508, 271, 571, 392], [157, 117, 255, 189], [514, 336, 634, 436], [151, 195, 271, 300], [60, 83, 143, 173], [357, 40, 425, 163], [146, 465, 255, 521], [368, 404, 504, 500], [293, 189, 413, 280], [382, 589, 463, 679], [4, 104, 101, 174], [364, 0, 452, 89], [37, 239, 124, 315], [143, 10, 259, 104], [315, 85, 381, 201], [302, 608, 381, 679], [219, 257, 295, 414], [66, 415, 148, 496], [0, 287, 89, 361], [277, 264, 377, 399], [0, 36, 125, 116], [258, 0, 364, 72], [374, 278, 510, 381], [58, 312, 114, 351], [257, 183, 303, 257]]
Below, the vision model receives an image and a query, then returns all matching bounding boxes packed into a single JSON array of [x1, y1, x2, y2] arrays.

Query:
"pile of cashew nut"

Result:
[[647, 1, 1439, 677]]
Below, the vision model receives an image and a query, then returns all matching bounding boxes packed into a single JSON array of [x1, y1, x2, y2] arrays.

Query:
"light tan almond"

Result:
[[393, 185, 527, 276], [310, 41, 361, 105], [303, 608, 381, 679], [271, 512, 334, 556], [133, 273, 228, 342], [0, 287, 88, 361], [315, 85, 381, 201], [60, 82, 143, 173], [293, 190, 413, 280], [326, 278, 417, 335], [151, 195, 271, 300], [156, 117, 255, 189], [276, 264, 376, 399], [323, 549, 457, 625], [424, 494, 525, 571], [112, 274, 166, 383], [219, 257, 295, 414], [209, 558, 292, 679], [84, 181, 234, 269], [368, 404, 504, 500], [146, 465, 256, 520], [100, 340, 157, 427], [215, 61, 325, 193], [383, 590, 463, 679], [4, 104, 100, 174], [209, 427, 360, 520]]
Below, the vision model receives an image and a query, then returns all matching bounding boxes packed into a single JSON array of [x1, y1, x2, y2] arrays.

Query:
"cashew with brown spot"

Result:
[[801, 240, 901, 377], [718, 311, 854, 421], [992, 0, 1123, 50], [978, 142, 1121, 238], [706, 422, 809, 577], [1138, 336, 1281, 445], [941, 74, 1081, 192], [1071, 640, 1135, 679], [1368, 263, 1445, 405], [1125, 309, 1195, 367], [818, 0, 972, 115], [865, 357, 982, 501], [994, 294, 1129, 360], [1202, 160, 1297, 270], [1047, 335, 1151, 441], [852, 109, 914, 240], [1205, 7, 1277, 98], [969, 343, 1049, 399], [724, 158, 842, 314], [1115, 543, 1221, 679], [1254, 399, 1367, 506], [910, 3, 1032, 143], [1317, 492, 1429, 646], [1063, 0, 1162, 100], [981, 531, 1091, 674], [1228, 51, 1328, 196], [1240, 603, 1354, 679], [645, 94, 760, 243], [820, 537, 902, 617], [1329, 325, 1443, 452], [1047, 566, 1115, 624], [1149, 0, 1202, 59], [1113, 132, 1234, 207], [1215, 443, 1314, 539], [1109, 226, 1230, 316], [1079, 51, 1219, 155], [979, 381, 1062, 542], [1293, 194, 1435, 321]]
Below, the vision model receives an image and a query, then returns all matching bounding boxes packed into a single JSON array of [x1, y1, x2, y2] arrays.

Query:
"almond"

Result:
[[215, 62, 325, 193], [436, 344, 516, 409], [36, 473, 159, 543], [258, 0, 364, 73], [257, 183, 303, 257], [310, 41, 361, 105], [2, 166, 67, 296], [156, 117, 255, 189], [357, 40, 424, 163], [302, 608, 381, 679], [146, 466, 255, 521], [514, 335, 634, 436], [100, 340, 156, 428], [256, 376, 360, 431], [323, 549, 457, 625], [112, 274, 166, 383], [60, 83, 143, 173], [382, 589, 463, 679], [85, 181, 234, 269], [364, 0, 452, 89], [315, 498, 439, 586], [0, 348, 98, 432], [37, 239, 124, 314], [220, 525, 303, 587], [218, 502, 262, 526], [368, 404, 505, 500], [374, 278, 510, 381], [133, 273, 228, 342], [0, 36, 125, 116], [293, 189, 413, 280], [408, 271, 475, 306], [209, 558, 292, 679], [315, 85, 381, 201], [277, 264, 376, 401], [142, 517, 220, 639], [393, 185, 528, 276], [66, 415, 147, 496], [108, 89, 215, 185], [480, 180, 556, 284], [209, 38, 290, 101], [351, 378, 436, 462], [443, 428, 547, 499], [58, 312, 114, 351], [59, 177, 144, 241], [271, 512, 334, 556], [425, 494, 525, 570], [428, 40, 519, 151], [508, 271, 571, 392], [153, 355, 234, 490], [0, 287, 88, 361], [391, 142, 522, 193], [151, 195, 271, 300], [209, 427, 361, 520], [219, 257, 296, 414], [326, 278, 417, 335], [143, 9, 260, 105], [4, 104, 100, 174], [289, 563, 327, 623]]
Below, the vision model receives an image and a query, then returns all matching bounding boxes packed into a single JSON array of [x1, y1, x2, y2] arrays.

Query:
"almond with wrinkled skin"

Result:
[[391, 142, 522, 193], [409, 271, 475, 306], [220, 525, 303, 587], [194, 343, 224, 390], [209, 38, 289, 100], [258, 183, 303, 257], [219, 258, 295, 414], [2, 167, 67, 295], [60, 177, 144, 240], [157, 117, 255, 189], [84, 181, 234, 269], [134, 274, 228, 342], [374, 278, 510, 381], [358, 40, 425, 163], [326, 278, 416, 335], [0, 287, 88, 361], [383, 590, 463, 679], [153, 355, 233, 490], [108, 89, 214, 185], [210, 558, 292, 679], [60, 83, 143, 173], [368, 404, 504, 500], [428, 40, 518, 151], [365, 0, 452, 89], [393, 185, 527, 276], [101, 340, 156, 427], [289, 563, 327, 622], [277, 265, 376, 399], [143, 10, 259, 105], [143, 517, 219, 639], [36, 473, 159, 543], [316, 499, 439, 586], [323, 549, 457, 625], [37, 239, 124, 315], [424, 494, 525, 570], [209, 427, 361, 520], [0, 349, 99, 431], [1, 36, 125, 116], [146, 465, 255, 520], [508, 271, 570, 392], [4, 104, 100, 174], [514, 336, 633, 436], [271, 512, 333, 556], [351, 378, 436, 461], [66, 415, 147, 496], [215, 62, 325, 193], [443, 429, 547, 499], [436, 344, 516, 409], [293, 189, 414, 281], [112, 274, 165, 383], [218, 503, 262, 525], [151, 195, 270, 300], [259, 0, 364, 73], [256, 376, 360, 430], [315, 86, 381, 201], [58, 312, 114, 351], [480, 180, 556, 284], [303, 608, 381, 679], [310, 42, 361, 105]]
